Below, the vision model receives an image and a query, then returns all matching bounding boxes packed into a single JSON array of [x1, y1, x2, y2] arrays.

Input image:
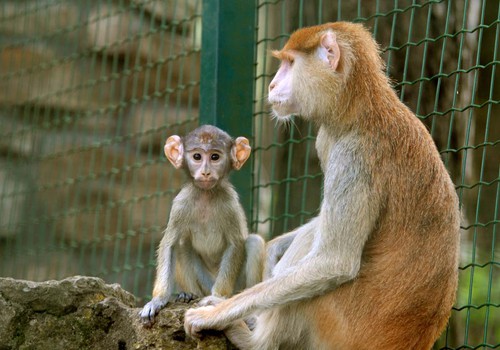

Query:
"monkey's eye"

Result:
[[193, 153, 202, 161], [211, 153, 220, 161]]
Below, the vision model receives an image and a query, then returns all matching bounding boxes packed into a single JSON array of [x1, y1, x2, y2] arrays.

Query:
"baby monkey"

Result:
[[140, 125, 265, 325]]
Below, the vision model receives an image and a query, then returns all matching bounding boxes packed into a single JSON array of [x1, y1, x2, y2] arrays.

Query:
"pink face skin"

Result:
[[186, 149, 226, 190], [268, 59, 299, 119], [164, 129, 251, 191], [268, 32, 340, 120]]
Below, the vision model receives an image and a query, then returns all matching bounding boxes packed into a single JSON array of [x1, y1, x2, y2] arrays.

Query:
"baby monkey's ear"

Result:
[[164, 135, 184, 169], [231, 137, 251, 170]]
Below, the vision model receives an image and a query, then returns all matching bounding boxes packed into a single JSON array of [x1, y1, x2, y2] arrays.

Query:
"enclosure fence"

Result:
[[0, 1, 498, 349]]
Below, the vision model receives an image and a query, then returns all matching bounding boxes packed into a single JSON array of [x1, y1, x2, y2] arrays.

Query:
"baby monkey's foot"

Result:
[[176, 291, 198, 303]]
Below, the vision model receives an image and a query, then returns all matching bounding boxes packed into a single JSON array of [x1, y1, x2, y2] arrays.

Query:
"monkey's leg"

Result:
[[224, 313, 282, 350], [263, 218, 319, 279], [244, 234, 265, 286], [224, 320, 254, 350], [265, 217, 318, 279], [175, 246, 213, 298], [263, 231, 297, 279]]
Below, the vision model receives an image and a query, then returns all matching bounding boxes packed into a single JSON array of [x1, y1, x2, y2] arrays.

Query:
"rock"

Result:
[[0, 276, 227, 350]]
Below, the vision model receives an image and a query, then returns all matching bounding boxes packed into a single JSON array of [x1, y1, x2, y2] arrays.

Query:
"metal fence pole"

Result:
[[200, 0, 257, 218]]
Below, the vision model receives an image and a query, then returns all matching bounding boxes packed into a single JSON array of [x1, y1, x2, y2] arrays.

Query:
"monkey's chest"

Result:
[[184, 220, 227, 261], [182, 195, 231, 263], [191, 193, 221, 224]]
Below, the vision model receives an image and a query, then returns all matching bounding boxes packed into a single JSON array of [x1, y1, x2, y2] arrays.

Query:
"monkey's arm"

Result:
[[140, 240, 176, 323], [185, 168, 379, 336], [140, 206, 184, 324]]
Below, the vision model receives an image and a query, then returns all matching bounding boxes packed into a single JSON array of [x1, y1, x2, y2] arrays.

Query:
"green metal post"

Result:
[[200, 0, 257, 218]]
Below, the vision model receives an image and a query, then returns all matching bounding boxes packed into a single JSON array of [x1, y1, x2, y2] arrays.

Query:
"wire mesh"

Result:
[[253, 1, 499, 349], [0, 0, 202, 298]]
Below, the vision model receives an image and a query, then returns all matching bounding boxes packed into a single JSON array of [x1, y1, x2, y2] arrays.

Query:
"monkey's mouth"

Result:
[[269, 100, 297, 118], [195, 180, 217, 190]]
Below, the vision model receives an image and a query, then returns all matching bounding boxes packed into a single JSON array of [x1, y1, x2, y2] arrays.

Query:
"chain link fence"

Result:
[[0, 1, 498, 349], [0, 0, 202, 299]]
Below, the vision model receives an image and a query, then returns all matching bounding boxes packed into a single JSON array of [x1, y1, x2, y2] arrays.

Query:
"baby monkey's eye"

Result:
[[211, 154, 220, 161], [193, 153, 202, 161]]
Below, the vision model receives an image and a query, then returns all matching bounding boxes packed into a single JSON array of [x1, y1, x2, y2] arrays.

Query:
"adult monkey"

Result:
[[185, 22, 460, 349]]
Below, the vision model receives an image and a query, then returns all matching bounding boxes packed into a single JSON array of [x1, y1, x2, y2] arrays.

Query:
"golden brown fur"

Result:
[[184, 22, 460, 350]]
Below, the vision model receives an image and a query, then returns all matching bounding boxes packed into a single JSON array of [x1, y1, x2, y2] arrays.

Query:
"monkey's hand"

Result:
[[198, 295, 225, 307], [184, 305, 222, 338], [140, 297, 168, 325]]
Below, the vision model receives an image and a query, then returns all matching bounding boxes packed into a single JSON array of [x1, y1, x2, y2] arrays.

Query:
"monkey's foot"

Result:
[[176, 291, 198, 303]]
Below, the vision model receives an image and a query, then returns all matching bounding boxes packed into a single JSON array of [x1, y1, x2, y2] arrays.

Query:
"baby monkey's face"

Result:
[[185, 147, 228, 190]]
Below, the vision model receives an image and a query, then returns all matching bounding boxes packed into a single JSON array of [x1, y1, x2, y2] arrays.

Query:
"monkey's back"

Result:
[[309, 107, 460, 349], [249, 113, 460, 350]]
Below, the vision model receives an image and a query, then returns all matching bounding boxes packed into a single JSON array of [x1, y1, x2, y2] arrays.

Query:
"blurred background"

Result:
[[0, 1, 498, 348]]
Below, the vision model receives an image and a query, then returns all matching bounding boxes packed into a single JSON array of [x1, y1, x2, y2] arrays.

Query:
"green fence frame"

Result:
[[200, 0, 257, 217]]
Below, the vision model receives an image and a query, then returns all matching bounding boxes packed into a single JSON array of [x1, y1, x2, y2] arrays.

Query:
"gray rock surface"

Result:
[[0, 276, 227, 350]]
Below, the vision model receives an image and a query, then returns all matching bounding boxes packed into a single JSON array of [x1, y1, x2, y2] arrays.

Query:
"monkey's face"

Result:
[[268, 59, 300, 119], [185, 149, 228, 190], [269, 29, 346, 121], [268, 53, 335, 121]]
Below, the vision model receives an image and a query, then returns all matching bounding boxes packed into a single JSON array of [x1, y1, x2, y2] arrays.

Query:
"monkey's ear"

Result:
[[319, 31, 340, 71], [164, 135, 184, 169], [232, 137, 251, 170]]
